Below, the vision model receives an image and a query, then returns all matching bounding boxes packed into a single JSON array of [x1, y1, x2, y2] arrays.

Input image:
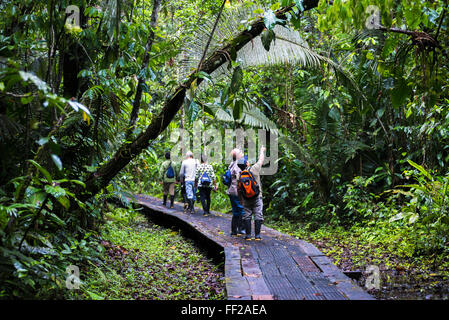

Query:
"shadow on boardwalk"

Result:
[[131, 194, 374, 301]]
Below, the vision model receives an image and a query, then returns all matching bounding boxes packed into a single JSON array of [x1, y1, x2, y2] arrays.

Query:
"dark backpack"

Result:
[[166, 162, 175, 179], [238, 168, 259, 199], [222, 169, 231, 186], [200, 170, 212, 186]]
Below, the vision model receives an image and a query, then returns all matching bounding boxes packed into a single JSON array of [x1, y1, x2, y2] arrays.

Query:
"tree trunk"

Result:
[[77, 0, 320, 202], [127, 0, 162, 138]]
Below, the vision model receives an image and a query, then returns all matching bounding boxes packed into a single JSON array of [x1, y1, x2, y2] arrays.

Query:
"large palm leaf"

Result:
[[212, 101, 278, 132], [177, 4, 356, 83]]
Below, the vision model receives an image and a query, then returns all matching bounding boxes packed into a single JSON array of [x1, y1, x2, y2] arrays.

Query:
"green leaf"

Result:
[[390, 78, 411, 108], [187, 100, 200, 124], [19, 71, 48, 93], [20, 95, 33, 105], [197, 71, 212, 82], [68, 100, 91, 115], [389, 212, 403, 222], [233, 99, 244, 120], [263, 9, 278, 30], [294, 0, 305, 12], [261, 29, 275, 51], [51, 154, 63, 171], [407, 160, 432, 180], [58, 196, 70, 210], [230, 66, 243, 94], [37, 137, 49, 146], [376, 107, 385, 118], [45, 185, 66, 198], [85, 289, 104, 300], [408, 213, 419, 224], [27, 160, 52, 184]]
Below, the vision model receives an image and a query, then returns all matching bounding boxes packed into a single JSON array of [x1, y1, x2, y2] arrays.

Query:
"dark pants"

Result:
[[229, 194, 244, 217], [198, 187, 212, 214], [181, 183, 187, 204]]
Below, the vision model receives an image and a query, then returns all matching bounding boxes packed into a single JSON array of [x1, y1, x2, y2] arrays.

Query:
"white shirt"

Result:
[[179, 158, 198, 182]]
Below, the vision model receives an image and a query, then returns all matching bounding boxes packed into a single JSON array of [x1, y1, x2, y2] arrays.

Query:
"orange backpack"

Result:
[[239, 168, 260, 199]]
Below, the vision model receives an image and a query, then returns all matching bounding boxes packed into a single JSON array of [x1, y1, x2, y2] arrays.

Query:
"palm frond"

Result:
[[237, 25, 322, 68], [177, 5, 325, 81], [176, 3, 364, 105], [214, 107, 234, 122], [208, 99, 278, 133], [241, 106, 278, 133]]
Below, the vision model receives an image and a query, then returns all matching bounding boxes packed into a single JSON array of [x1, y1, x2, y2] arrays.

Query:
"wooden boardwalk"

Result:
[[131, 194, 374, 300]]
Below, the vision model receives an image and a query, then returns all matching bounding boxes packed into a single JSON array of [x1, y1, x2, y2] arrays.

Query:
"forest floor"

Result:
[[267, 219, 449, 300], [63, 199, 449, 300], [65, 206, 225, 300]]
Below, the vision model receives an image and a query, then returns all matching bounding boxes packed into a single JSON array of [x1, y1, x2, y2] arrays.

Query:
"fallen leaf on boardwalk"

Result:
[[245, 274, 260, 278]]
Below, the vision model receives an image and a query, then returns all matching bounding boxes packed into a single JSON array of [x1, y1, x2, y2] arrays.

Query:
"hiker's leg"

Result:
[[254, 197, 264, 240], [230, 215, 239, 236], [199, 187, 207, 213], [254, 220, 262, 240], [242, 199, 253, 240], [181, 184, 188, 210], [236, 198, 246, 235], [192, 184, 197, 202], [162, 183, 169, 205], [169, 183, 175, 208], [185, 181, 195, 213], [229, 195, 239, 235], [205, 187, 211, 213]]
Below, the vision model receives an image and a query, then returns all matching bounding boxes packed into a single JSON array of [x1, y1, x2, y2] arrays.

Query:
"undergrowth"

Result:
[[66, 206, 226, 300]]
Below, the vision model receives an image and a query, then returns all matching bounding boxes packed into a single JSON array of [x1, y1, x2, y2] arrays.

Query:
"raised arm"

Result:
[[257, 146, 266, 167]]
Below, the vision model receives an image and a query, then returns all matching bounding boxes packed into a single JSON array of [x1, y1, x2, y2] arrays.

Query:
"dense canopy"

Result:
[[1, 0, 449, 300]]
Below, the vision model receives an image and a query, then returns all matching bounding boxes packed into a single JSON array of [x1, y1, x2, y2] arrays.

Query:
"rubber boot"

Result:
[[189, 199, 195, 214], [163, 195, 167, 206], [237, 216, 246, 236], [244, 219, 252, 240], [169, 195, 174, 208], [230, 216, 238, 236], [187, 199, 192, 214], [255, 220, 263, 241]]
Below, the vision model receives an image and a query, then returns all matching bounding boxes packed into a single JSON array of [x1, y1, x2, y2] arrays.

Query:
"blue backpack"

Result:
[[200, 170, 212, 186], [222, 169, 231, 186], [166, 162, 175, 179]]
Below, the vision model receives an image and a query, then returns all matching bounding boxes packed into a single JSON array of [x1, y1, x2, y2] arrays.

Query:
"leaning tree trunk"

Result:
[[76, 0, 320, 202], [126, 0, 162, 138]]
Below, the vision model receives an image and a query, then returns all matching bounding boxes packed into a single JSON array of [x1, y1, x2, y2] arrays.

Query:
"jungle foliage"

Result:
[[1, 0, 449, 299]]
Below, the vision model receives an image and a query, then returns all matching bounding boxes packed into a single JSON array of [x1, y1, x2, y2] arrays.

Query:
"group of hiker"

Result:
[[159, 146, 266, 241]]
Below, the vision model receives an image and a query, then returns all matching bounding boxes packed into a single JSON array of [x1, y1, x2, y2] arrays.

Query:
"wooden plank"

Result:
[[131, 195, 374, 301], [264, 275, 301, 300]]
